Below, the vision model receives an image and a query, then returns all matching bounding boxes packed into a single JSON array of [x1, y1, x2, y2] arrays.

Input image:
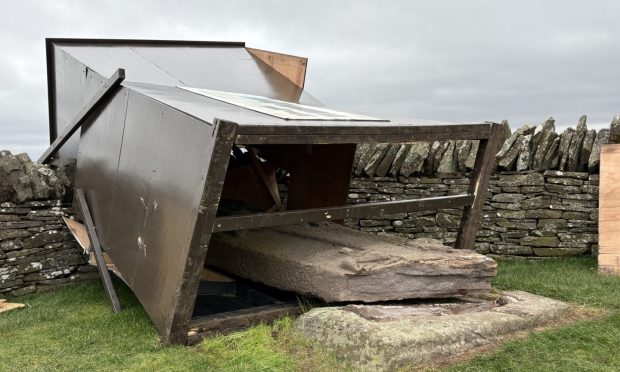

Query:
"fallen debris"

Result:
[[0, 299, 25, 313]]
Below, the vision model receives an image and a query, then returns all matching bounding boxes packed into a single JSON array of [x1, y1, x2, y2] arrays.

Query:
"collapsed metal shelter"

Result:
[[42, 38, 502, 344]]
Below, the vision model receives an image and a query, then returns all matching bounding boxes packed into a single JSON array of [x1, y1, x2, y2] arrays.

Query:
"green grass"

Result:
[[0, 281, 346, 372], [448, 257, 620, 372], [1, 258, 619, 371]]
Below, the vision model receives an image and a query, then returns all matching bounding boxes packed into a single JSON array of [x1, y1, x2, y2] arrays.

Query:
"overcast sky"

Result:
[[1, 1, 619, 158]]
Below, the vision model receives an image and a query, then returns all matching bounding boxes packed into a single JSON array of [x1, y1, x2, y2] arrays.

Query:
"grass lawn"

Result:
[[0, 257, 619, 371]]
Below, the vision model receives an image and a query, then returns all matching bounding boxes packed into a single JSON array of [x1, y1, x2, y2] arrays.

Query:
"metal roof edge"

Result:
[[45, 38, 245, 47], [46, 39, 57, 143]]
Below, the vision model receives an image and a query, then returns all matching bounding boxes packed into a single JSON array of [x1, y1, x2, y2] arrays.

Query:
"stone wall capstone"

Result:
[[346, 115, 613, 257], [0, 151, 96, 296]]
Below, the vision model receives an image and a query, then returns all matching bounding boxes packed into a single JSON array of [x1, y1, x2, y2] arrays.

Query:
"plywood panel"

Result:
[[247, 48, 308, 88], [598, 144, 620, 274]]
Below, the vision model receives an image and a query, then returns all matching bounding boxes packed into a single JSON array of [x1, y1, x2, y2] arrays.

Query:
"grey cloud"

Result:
[[1, 1, 619, 158]]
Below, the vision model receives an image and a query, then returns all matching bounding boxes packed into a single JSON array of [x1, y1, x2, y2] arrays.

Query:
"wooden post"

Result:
[[454, 123, 504, 250], [75, 188, 122, 313], [38, 68, 125, 164], [598, 144, 620, 274]]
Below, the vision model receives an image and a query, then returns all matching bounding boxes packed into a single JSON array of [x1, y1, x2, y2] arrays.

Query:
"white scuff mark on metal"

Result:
[[153, 200, 158, 211], [137, 236, 147, 258], [140, 196, 146, 207]]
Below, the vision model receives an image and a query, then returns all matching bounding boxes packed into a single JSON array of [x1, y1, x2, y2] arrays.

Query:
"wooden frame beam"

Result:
[[454, 123, 504, 249], [213, 194, 474, 232], [165, 119, 239, 344], [75, 188, 121, 313], [39, 68, 125, 164]]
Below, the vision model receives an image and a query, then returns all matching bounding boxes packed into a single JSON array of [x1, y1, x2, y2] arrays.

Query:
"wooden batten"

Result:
[[247, 48, 308, 89], [598, 144, 620, 275]]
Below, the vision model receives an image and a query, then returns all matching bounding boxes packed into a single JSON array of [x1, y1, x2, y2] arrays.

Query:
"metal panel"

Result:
[[49, 48, 108, 162], [74, 88, 130, 251], [75, 88, 219, 339], [213, 195, 474, 232]]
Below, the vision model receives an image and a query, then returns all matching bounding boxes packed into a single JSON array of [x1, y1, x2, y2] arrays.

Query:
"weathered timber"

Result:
[[455, 123, 505, 249]]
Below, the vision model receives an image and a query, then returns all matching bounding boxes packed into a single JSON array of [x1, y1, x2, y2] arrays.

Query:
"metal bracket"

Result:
[[39, 68, 125, 164], [75, 188, 122, 313]]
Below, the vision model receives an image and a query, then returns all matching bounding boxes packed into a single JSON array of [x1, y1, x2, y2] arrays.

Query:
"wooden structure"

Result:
[[42, 38, 503, 344], [599, 144, 620, 274]]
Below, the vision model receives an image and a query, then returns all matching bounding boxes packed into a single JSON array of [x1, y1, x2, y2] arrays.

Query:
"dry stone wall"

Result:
[[0, 151, 96, 296], [346, 115, 613, 257]]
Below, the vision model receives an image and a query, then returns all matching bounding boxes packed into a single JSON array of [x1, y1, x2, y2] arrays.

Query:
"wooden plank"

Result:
[[455, 123, 504, 250], [75, 188, 122, 313], [235, 131, 491, 145], [186, 302, 301, 345], [0, 299, 26, 313], [248, 147, 282, 210], [598, 144, 620, 274], [247, 48, 308, 88], [62, 216, 90, 254], [236, 123, 491, 135], [285, 144, 356, 210], [213, 194, 474, 232], [38, 68, 125, 164]]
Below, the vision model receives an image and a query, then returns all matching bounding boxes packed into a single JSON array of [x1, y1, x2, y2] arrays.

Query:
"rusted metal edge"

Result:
[[186, 302, 301, 345], [213, 194, 474, 232], [39, 68, 126, 164], [75, 188, 122, 313]]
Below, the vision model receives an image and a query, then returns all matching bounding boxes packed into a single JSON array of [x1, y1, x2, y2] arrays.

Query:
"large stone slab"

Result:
[[294, 291, 572, 371], [207, 223, 497, 302]]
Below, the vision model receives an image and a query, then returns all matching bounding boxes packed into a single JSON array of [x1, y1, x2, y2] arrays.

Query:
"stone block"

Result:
[[0, 239, 23, 251], [207, 223, 496, 302], [496, 220, 536, 230], [545, 184, 581, 194], [435, 213, 461, 228], [495, 210, 527, 219], [490, 244, 533, 255], [294, 291, 570, 371], [359, 220, 390, 227], [520, 236, 559, 247], [525, 209, 562, 219], [532, 247, 588, 257], [538, 219, 568, 230], [557, 233, 598, 243], [546, 177, 583, 186], [521, 197, 560, 210], [21, 230, 65, 249], [0, 229, 31, 241], [491, 193, 527, 203], [497, 173, 545, 187]]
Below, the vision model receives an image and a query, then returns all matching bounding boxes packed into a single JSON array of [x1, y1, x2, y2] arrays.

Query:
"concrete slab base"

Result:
[[294, 291, 572, 371]]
